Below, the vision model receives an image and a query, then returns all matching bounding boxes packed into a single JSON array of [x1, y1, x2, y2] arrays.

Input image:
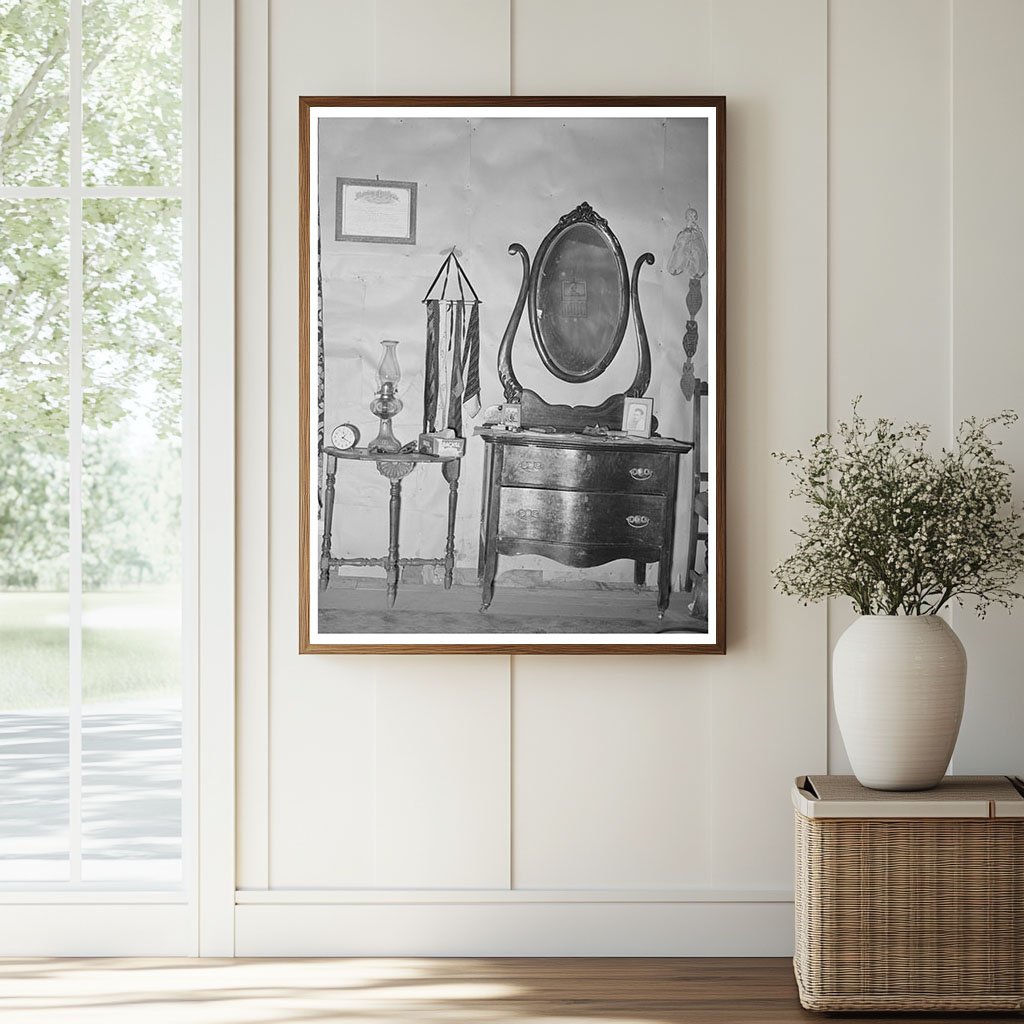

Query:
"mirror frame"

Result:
[[527, 203, 630, 383]]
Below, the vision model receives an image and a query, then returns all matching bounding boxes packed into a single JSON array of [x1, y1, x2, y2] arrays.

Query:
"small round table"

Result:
[[319, 446, 464, 607]]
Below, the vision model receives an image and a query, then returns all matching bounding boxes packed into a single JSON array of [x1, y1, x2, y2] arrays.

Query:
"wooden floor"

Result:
[[0, 957, 1019, 1023], [319, 581, 706, 634]]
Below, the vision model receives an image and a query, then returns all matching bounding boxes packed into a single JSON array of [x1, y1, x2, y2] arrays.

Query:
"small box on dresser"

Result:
[[793, 775, 1024, 1012]]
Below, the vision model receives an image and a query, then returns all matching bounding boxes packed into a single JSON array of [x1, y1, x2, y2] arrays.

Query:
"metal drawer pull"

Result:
[[629, 467, 653, 480], [626, 514, 650, 529], [515, 507, 543, 522], [519, 460, 544, 473]]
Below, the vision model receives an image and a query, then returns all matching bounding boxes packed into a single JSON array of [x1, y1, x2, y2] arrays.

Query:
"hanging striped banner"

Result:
[[423, 299, 440, 433], [422, 251, 482, 438]]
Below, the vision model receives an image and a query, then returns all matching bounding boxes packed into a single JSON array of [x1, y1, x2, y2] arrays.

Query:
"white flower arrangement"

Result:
[[773, 401, 1024, 617]]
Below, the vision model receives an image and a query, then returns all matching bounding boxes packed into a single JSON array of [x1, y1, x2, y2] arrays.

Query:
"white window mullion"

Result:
[[86, 186, 183, 199], [0, 187, 69, 199], [68, 0, 83, 885]]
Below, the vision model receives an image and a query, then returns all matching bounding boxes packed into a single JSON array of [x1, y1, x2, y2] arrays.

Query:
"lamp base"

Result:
[[367, 416, 401, 453]]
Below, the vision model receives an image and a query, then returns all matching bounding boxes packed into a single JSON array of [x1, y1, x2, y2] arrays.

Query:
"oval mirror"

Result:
[[528, 205, 629, 383]]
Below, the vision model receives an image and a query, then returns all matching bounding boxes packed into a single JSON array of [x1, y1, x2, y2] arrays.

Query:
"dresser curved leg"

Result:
[[657, 556, 671, 619], [479, 444, 502, 611], [481, 551, 498, 612], [633, 560, 646, 593], [477, 444, 495, 581], [658, 454, 680, 620]]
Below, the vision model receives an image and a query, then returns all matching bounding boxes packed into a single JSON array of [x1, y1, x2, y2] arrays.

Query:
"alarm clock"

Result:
[[330, 423, 360, 450]]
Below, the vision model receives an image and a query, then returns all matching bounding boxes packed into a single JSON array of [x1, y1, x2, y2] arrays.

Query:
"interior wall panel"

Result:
[[828, 0, 951, 429], [706, 0, 828, 889], [826, 0, 952, 773], [270, 668, 377, 887], [949, 0, 1024, 778], [513, 658, 713, 889], [375, 0, 510, 94], [511, 0, 712, 95], [374, 660, 511, 888]]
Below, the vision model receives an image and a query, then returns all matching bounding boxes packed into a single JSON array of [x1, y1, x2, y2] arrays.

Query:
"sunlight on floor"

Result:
[[0, 958, 673, 1024]]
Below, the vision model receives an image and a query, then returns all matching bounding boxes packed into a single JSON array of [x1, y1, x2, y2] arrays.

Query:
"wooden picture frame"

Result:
[[300, 96, 726, 654]]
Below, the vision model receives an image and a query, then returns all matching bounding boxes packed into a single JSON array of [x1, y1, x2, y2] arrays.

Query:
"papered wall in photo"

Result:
[[317, 116, 709, 583]]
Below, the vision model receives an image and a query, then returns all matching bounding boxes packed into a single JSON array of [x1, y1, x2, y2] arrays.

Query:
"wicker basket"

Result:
[[793, 775, 1024, 1012]]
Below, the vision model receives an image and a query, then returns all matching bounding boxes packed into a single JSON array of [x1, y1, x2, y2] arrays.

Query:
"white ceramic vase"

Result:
[[833, 615, 967, 791]]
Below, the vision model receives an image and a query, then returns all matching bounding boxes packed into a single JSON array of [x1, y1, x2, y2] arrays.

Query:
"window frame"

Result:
[[0, 0, 235, 955]]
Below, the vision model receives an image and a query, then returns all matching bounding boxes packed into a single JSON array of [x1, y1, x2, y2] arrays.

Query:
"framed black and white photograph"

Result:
[[299, 97, 726, 653], [622, 397, 655, 438]]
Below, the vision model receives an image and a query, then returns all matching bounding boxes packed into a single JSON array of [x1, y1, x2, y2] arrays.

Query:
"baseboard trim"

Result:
[[235, 887, 792, 904], [235, 899, 795, 956]]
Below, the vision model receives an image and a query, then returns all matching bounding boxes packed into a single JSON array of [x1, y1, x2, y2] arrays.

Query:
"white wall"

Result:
[[234, 0, 1024, 955]]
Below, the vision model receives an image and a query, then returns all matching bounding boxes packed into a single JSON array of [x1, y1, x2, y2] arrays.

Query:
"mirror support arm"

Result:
[[498, 243, 529, 402], [626, 252, 655, 398]]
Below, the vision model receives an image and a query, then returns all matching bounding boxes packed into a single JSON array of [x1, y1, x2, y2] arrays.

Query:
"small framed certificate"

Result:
[[335, 177, 417, 244]]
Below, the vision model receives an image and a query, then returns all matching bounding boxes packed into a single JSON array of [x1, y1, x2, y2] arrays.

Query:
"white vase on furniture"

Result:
[[833, 615, 967, 791]]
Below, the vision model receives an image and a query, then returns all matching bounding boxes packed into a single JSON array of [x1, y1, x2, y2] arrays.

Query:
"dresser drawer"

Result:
[[501, 445, 672, 495], [498, 487, 667, 547]]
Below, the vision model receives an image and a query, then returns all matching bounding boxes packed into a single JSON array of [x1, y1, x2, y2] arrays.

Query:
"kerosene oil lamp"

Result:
[[367, 339, 403, 453]]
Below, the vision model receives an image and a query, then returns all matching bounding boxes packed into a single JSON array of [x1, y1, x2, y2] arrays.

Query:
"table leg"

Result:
[[386, 479, 402, 608], [319, 454, 338, 589], [634, 560, 647, 593], [442, 459, 460, 590]]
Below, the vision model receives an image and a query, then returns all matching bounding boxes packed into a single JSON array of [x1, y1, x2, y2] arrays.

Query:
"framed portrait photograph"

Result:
[[496, 404, 521, 429], [622, 397, 654, 438], [300, 96, 725, 654]]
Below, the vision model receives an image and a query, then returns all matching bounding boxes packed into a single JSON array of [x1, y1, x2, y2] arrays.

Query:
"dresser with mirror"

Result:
[[477, 202, 692, 618]]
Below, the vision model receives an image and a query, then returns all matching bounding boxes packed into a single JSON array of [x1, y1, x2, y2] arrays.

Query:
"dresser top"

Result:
[[794, 775, 1024, 819], [474, 427, 692, 455]]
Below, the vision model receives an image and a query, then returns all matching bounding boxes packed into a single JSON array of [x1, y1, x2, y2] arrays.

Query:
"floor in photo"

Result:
[[318, 579, 708, 635]]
